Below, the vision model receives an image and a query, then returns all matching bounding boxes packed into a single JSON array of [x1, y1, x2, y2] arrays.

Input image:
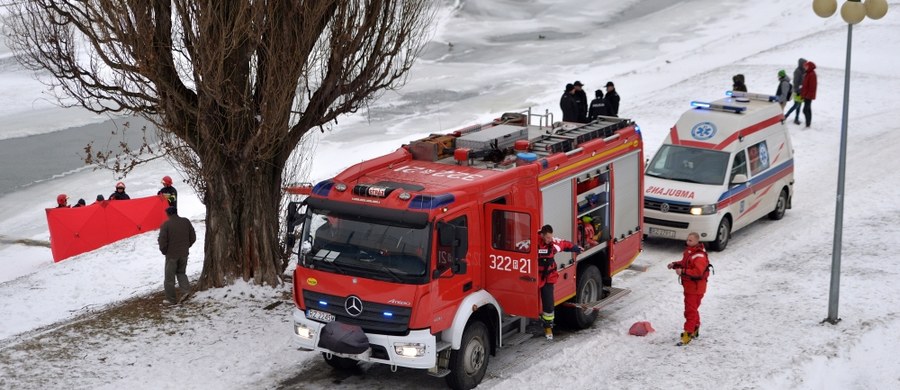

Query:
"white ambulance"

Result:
[[643, 92, 794, 250]]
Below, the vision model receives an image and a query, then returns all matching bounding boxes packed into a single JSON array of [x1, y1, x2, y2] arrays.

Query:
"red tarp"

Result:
[[45, 195, 170, 262]]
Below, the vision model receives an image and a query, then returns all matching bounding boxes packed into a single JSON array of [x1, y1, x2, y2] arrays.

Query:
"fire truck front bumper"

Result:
[[292, 308, 437, 369]]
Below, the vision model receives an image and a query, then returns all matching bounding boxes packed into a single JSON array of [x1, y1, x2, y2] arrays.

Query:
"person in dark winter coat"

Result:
[[785, 58, 807, 124], [667, 232, 711, 346], [109, 181, 131, 200], [537, 224, 582, 339], [775, 69, 792, 111], [158, 206, 196, 305], [73, 199, 87, 208], [801, 61, 818, 128], [732, 74, 747, 92], [588, 89, 606, 121], [56, 194, 69, 208], [560, 83, 579, 122], [603, 81, 620, 117], [158, 176, 178, 207], [572, 81, 588, 123]]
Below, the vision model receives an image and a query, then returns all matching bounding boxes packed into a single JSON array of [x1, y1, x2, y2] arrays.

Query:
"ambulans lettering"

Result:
[[488, 254, 532, 274], [645, 185, 696, 199], [392, 165, 483, 181]]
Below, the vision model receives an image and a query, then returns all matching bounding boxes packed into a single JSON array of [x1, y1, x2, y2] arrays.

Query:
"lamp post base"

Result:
[[821, 317, 842, 325]]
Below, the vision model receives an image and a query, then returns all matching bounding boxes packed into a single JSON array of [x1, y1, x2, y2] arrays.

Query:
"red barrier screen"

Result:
[[45, 195, 170, 262]]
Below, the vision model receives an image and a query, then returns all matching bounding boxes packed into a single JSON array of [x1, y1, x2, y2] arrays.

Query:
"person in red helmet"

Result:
[[56, 194, 70, 208], [109, 181, 131, 200], [158, 176, 178, 207]]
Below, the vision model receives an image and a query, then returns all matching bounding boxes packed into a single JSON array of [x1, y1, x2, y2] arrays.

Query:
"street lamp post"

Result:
[[812, 0, 888, 325]]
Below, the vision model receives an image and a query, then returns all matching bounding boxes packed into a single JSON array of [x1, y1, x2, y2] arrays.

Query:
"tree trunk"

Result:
[[198, 156, 284, 288]]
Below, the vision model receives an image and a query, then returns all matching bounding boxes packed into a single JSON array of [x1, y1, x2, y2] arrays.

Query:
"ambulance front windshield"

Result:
[[299, 209, 430, 284], [646, 145, 730, 185]]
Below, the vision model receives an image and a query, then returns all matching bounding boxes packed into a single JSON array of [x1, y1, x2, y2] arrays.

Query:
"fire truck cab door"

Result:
[[483, 204, 540, 318]]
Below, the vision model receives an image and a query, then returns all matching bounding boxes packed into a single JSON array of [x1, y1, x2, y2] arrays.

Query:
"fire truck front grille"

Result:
[[303, 290, 412, 335], [644, 217, 689, 229], [644, 199, 692, 214]]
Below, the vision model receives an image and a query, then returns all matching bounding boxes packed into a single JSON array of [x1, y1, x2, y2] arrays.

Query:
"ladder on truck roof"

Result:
[[529, 117, 633, 158]]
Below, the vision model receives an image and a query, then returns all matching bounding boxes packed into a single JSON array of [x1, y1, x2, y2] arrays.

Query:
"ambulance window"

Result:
[[492, 210, 531, 253], [748, 141, 770, 176], [436, 216, 467, 273], [730, 150, 747, 183]]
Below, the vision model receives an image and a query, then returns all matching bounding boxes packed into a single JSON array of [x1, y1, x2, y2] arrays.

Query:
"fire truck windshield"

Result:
[[300, 209, 430, 284], [646, 145, 730, 185]]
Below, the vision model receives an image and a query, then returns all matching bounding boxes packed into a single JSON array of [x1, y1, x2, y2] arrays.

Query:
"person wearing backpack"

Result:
[[667, 232, 712, 346]]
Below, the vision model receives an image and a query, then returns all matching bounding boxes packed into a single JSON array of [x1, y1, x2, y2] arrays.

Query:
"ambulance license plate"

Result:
[[307, 309, 335, 323], [648, 227, 676, 238]]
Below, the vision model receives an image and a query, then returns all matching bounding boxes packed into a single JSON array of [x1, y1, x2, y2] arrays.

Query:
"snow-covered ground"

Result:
[[2, 0, 900, 389]]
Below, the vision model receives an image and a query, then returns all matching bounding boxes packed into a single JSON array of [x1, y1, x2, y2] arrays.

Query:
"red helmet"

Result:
[[115, 181, 126, 189], [162, 176, 173, 186], [57, 194, 68, 206]]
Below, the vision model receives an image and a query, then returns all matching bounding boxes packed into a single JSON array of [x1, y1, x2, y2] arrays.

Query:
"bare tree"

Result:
[[4, 1, 434, 288]]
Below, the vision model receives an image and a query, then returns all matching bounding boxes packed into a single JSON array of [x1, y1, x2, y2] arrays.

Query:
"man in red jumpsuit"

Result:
[[537, 224, 582, 340], [668, 232, 711, 346]]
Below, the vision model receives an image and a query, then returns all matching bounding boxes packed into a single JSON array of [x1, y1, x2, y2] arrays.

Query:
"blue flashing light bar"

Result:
[[409, 193, 455, 210], [691, 101, 746, 114], [727, 91, 779, 102], [311, 180, 334, 197]]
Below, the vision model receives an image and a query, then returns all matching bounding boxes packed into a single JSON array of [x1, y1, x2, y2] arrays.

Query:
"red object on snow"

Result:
[[629, 321, 655, 336], [45, 195, 170, 262]]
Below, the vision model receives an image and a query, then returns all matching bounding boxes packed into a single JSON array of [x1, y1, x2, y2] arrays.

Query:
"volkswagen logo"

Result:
[[660, 203, 670, 213], [345, 295, 364, 317]]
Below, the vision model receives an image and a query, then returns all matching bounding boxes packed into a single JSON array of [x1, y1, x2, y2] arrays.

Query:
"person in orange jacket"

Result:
[[537, 224, 582, 339], [668, 232, 712, 346]]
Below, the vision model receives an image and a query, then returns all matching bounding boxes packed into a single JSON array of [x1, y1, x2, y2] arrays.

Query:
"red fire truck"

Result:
[[285, 110, 645, 389]]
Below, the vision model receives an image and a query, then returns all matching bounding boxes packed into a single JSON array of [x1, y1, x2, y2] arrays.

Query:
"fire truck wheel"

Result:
[[446, 320, 489, 390], [322, 352, 359, 371], [709, 217, 731, 252], [768, 189, 788, 220], [560, 265, 601, 329]]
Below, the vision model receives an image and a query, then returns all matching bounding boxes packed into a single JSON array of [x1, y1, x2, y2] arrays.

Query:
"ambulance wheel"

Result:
[[709, 217, 731, 252], [322, 353, 358, 371], [446, 320, 489, 390], [769, 189, 788, 220], [560, 265, 601, 330]]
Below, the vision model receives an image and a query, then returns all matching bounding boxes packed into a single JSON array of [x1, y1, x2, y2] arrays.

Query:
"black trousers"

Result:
[[540, 283, 555, 319], [803, 99, 813, 127]]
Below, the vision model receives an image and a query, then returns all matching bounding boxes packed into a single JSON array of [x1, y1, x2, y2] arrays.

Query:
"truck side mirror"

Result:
[[438, 222, 455, 247], [285, 201, 305, 253], [731, 174, 748, 185], [452, 226, 469, 275]]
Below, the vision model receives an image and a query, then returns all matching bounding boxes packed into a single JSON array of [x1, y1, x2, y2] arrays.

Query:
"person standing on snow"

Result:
[[109, 181, 131, 200], [560, 83, 579, 122], [572, 81, 588, 123], [603, 81, 620, 117], [158, 206, 196, 305], [588, 89, 606, 121], [158, 176, 178, 207], [732, 74, 747, 92], [775, 69, 792, 111], [667, 232, 711, 346], [537, 224, 582, 340], [801, 61, 818, 128], [786, 58, 807, 124]]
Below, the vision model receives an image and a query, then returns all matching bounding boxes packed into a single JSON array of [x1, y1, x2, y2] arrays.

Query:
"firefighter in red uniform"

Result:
[[537, 224, 582, 340], [668, 232, 711, 345]]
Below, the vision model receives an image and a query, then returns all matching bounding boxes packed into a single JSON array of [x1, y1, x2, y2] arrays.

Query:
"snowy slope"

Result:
[[2, 0, 900, 389]]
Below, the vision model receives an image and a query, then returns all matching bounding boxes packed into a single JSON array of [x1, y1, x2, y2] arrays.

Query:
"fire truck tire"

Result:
[[446, 320, 489, 390], [322, 352, 359, 371], [709, 217, 731, 252], [560, 265, 601, 329], [768, 188, 788, 220]]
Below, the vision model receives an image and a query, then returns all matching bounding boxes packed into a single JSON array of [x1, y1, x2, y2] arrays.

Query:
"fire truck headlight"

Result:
[[295, 323, 314, 340], [393, 343, 426, 358], [690, 204, 717, 215]]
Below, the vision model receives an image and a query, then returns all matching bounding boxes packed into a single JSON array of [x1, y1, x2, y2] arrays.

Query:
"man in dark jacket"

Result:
[[732, 74, 747, 92], [158, 206, 196, 305], [109, 181, 131, 200], [572, 81, 588, 123], [559, 83, 579, 122], [786, 58, 807, 124], [801, 61, 818, 128], [603, 81, 620, 117], [158, 175, 178, 207], [588, 89, 606, 121]]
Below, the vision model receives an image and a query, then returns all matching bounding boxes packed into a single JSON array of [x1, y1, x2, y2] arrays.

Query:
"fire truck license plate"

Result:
[[307, 309, 335, 323], [648, 227, 676, 238]]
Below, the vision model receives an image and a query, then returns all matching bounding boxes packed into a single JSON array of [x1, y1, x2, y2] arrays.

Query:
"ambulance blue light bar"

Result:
[[690, 101, 747, 113], [726, 91, 778, 102]]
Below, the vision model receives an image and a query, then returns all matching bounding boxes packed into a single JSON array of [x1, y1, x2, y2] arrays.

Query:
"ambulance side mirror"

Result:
[[731, 174, 748, 185]]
